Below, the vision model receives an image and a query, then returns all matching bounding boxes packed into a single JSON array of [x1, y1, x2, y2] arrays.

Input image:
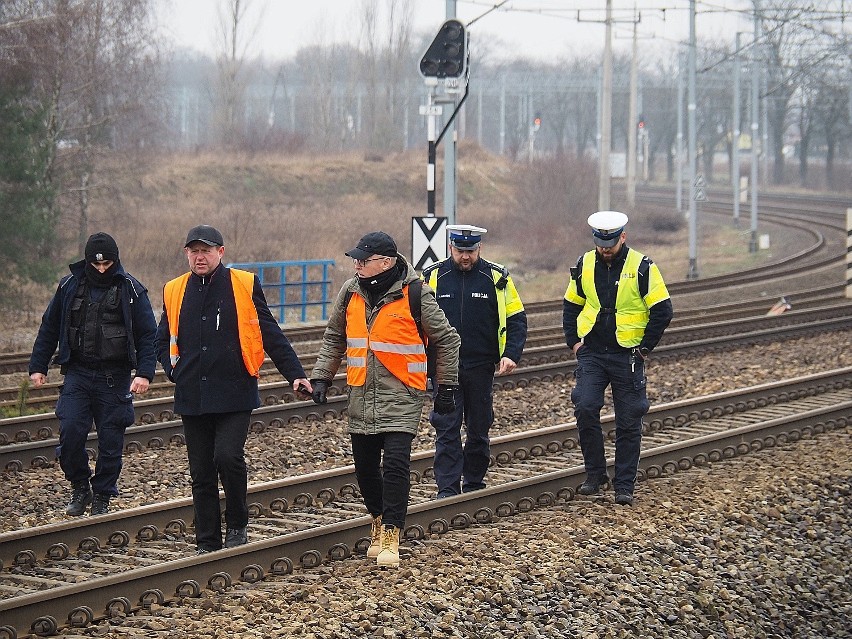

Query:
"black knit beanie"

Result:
[[85, 232, 119, 263]]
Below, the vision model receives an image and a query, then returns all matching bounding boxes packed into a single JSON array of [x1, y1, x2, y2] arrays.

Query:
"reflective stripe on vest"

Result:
[[163, 269, 265, 377], [345, 285, 427, 390], [576, 249, 650, 347]]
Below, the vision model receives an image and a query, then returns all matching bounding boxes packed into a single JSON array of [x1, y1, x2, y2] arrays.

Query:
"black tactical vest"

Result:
[[68, 279, 129, 366]]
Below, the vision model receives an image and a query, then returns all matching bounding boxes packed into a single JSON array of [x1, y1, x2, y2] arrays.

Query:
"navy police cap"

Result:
[[447, 224, 487, 250], [587, 211, 628, 248]]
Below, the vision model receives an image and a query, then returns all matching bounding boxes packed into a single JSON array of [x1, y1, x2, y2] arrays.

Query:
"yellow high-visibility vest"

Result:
[[564, 248, 669, 347]]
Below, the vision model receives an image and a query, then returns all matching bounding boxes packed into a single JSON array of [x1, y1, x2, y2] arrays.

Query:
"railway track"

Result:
[[2, 299, 850, 472], [1, 366, 849, 638], [1, 280, 844, 412], [0, 189, 849, 637]]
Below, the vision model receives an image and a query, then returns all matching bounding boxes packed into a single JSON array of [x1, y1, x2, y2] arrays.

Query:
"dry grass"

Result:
[[0, 148, 811, 352]]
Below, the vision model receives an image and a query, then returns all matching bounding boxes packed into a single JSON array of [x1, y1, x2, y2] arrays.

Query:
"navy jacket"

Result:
[[155, 264, 307, 416], [426, 257, 527, 369], [29, 260, 158, 380]]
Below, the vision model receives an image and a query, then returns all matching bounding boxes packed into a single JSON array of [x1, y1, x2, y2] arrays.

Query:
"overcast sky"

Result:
[[158, 0, 756, 63]]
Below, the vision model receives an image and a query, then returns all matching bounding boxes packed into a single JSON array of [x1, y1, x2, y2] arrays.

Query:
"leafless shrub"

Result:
[[504, 156, 599, 271], [643, 207, 683, 234]]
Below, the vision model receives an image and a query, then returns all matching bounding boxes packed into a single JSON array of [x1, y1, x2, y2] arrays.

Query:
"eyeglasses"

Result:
[[353, 257, 387, 267]]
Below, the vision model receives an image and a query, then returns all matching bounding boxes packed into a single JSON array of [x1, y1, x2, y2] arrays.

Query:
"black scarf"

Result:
[[359, 261, 404, 306], [85, 261, 120, 288]]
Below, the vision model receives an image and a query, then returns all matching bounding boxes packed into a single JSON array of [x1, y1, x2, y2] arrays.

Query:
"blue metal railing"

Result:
[[227, 260, 335, 324]]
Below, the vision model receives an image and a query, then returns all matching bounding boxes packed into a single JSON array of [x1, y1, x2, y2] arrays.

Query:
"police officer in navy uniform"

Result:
[[29, 232, 157, 516], [422, 225, 527, 497], [156, 225, 312, 554], [563, 211, 673, 506]]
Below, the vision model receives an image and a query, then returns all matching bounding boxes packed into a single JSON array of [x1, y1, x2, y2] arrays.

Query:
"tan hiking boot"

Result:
[[376, 524, 400, 567], [366, 515, 382, 558]]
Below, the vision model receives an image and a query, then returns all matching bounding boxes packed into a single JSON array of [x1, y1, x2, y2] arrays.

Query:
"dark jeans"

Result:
[[430, 363, 494, 495], [55, 366, 134, 496], [350, 431, 415, 530], [571, 349, 649, 494], [182, 411, 251, 551]]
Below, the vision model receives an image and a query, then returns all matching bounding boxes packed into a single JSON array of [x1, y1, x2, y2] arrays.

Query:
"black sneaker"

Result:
[[65, 484, 93, 516], [196, 547, 216, 555], [224, 527, 248, 548], [615, 492, 634, 506], [578, 477, 607, 496], [90, 493, 111, 515]]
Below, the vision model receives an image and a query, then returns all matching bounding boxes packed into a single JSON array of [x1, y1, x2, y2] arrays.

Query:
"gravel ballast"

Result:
[[80, 426, 850, 639], [3, 328, 851, 638]]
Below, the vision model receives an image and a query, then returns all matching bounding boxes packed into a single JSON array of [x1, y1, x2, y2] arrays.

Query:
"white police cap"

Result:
[[587, 211, 628, 248], [447, 224, 487, 249]]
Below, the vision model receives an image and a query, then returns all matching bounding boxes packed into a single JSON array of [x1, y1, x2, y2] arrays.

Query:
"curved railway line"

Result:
[[0, 189, 847, 381], [0, 189, 849, 638]]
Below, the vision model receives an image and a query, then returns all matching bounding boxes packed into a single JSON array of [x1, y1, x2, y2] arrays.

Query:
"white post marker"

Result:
[[847, 208, 852, 299]]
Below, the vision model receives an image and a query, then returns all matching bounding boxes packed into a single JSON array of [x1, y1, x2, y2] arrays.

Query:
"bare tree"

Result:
[[2, 0, 161, 259], [212, 0, 264, 149], [757, 1, 826, 185], [695, 43, 736, 184], [357, 0, 415, 150]]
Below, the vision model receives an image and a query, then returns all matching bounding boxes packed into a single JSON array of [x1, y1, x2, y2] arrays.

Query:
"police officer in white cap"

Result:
[[422, 224, 527, 498], [563, 211, 673, 506]]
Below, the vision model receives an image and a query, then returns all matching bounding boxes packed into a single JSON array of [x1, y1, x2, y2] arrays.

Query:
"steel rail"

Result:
[[2, 366, 850, 564]]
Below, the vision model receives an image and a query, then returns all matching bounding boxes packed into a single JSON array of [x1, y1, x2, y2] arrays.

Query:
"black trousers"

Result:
[[181, 411, 251, 551], [430, 363, 495, 495], [571, 349, 649, 494], [55, 366, 134, 496], [351, 431, 415, 530]]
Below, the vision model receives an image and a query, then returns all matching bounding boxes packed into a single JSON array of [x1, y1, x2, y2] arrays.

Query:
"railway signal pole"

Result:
[[416, 14, 470, 269]]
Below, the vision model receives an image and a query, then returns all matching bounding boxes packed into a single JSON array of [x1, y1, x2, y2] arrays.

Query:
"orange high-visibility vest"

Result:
[[345, 285, 427, 390], [163, 269, 265, 377]]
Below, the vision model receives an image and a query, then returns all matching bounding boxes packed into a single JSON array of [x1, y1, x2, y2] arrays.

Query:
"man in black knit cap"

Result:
[[29, 232, 157, 516]]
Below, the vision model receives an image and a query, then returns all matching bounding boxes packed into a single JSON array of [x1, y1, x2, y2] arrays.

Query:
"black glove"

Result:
[[311, 380, 329, 405], [433, 385, 456, 415]]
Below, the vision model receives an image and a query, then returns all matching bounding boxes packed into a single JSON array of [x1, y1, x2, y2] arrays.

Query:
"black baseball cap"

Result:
[[185, 225, 224, 247], [345, 231, 398, 260]]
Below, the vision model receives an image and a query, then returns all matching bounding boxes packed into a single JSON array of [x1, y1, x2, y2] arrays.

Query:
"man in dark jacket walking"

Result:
[[156, 225, 312, 554], [422, 224, 527, 498], [29, 232, 157, 516]]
